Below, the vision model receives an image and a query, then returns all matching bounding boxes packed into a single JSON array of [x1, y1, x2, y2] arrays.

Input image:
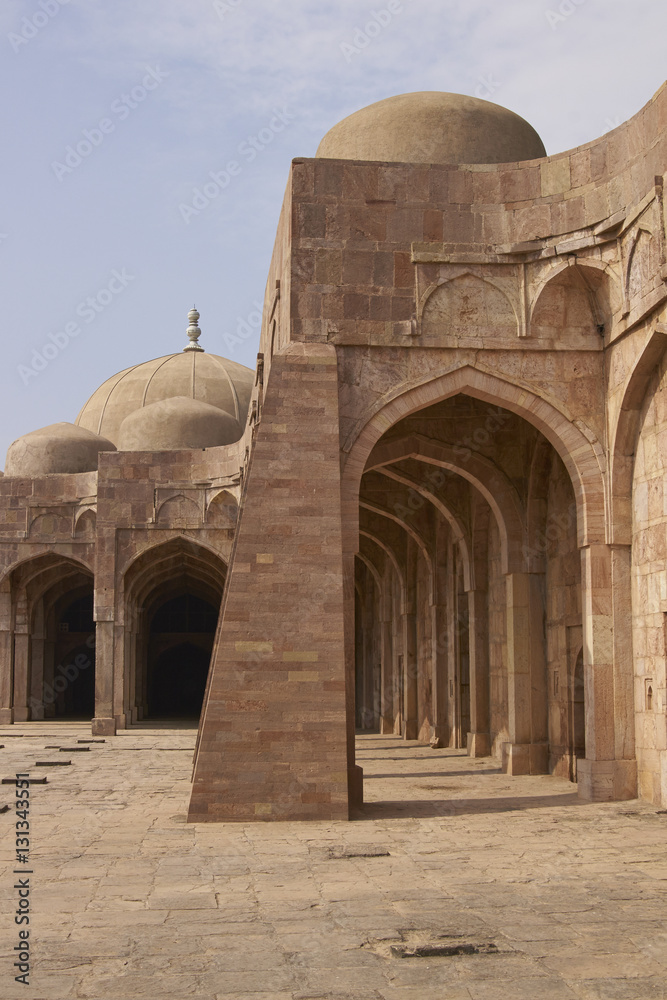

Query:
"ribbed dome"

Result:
[[5, 423, 116, 477], [117, 397, 242, 452], [76, 351, 254, 446], [316, 92, 546, 166]]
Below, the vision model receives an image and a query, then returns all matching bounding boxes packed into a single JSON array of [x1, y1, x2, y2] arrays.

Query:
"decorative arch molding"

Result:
[[0, 550, 94, 592], [528, 259, 615, 338], [74, 507, 97, 538], [359, 529, 406, 611], [359, 499, 435, 604], [28, 512, 72, 540], [529, 257, 617, 326], [341, 364, 607, 553], [205, 488, 239, 526], [609, 324, 667, 543], [417, 269, 519, 327], [119, 535, 227, 591], [356, 551, 383, 592], [155, 494, 202, 527], [625, 224, 654, 303], [525, 435, 559, 574], [375, 463, 473, 590], [367, 435, 523, 576]]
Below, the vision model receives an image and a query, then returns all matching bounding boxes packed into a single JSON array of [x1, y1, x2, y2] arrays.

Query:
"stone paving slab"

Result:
[[0, 725, 666, 999]]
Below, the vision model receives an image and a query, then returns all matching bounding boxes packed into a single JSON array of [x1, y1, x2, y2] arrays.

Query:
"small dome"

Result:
[[316, 92, 546, 165], [117, 397, 242, 452], [76, 351, 254, 446], [5, 423, 116, 477]]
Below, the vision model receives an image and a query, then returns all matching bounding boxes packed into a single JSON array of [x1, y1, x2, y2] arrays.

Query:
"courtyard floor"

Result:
[[1, 723, 666, 1000]]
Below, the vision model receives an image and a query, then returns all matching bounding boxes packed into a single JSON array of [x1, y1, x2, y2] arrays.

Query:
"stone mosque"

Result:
[[1, 87, 667, 823]]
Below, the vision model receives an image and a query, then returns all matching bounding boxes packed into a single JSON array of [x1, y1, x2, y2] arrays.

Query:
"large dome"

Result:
[[76, 350, 254, 447], [316, 92, 546, 166]]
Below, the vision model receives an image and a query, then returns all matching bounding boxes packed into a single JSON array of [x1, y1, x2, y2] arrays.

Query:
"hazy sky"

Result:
[[1, 0, 664, 465]]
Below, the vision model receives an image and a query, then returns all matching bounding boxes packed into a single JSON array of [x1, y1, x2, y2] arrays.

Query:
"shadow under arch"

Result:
[[2, 552, 95, 722], [120, 536, 227, 724]]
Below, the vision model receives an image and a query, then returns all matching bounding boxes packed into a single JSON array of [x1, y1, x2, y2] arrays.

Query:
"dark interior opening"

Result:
[[52, 592, 96, 719], [146, 593, 218, 719]]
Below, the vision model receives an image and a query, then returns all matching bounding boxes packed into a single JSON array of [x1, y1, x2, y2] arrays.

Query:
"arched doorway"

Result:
[[3, 554, 95, 721], [51, 591, 96, 719], [147, 594, 219, 718], [351, 389, 585, 781], [122, 538, 226, 725]]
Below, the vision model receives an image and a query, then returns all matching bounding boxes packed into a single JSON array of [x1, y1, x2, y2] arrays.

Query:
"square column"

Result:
[[503, 572, 548, 775], [92, 620, 116, 736], [467, 588, 491, 757], [402, 537, 419, 741], [0, 629, 13, 724], [577, 545, 637, 801], [12, 631, 30, 723]]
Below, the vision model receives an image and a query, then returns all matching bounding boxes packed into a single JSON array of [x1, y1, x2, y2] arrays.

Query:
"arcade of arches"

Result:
[[0, 540, 225, 727], [3, 87, 667, 823], [354, 394, 587, 783]]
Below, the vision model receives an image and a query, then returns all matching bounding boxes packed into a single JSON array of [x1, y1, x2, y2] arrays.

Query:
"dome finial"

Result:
[[184, 305, 204, 352]]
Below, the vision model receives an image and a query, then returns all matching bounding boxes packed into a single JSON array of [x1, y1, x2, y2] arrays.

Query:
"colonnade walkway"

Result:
[[1, 725, 666, 999]]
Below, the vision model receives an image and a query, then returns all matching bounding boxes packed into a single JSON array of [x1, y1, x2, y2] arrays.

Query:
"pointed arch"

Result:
[[341, 364, 606, 553], [609, 325, 667, 543], [366, 433, 524, 575], [359, 499, 434, 603], [375, 464, 472, 590]]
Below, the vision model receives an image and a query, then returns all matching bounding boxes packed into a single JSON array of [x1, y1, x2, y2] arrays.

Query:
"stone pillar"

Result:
[[467, 588, 491, 757], [0, 586, 13, 723], [429, 516, 448, 746], [92, 620, 116, 736], [430, 599, 448, 745], [379, 574, 394, 734], [124, 628, 136, 723], [503, 572, 548, 775], [445, 541, 458, 747], [360, 580, 377, 730], [12, 630, 30, 722], [402, 537, 418, 740], [189, 343, 351, 822], [577, 544, 637, 801], [391, 588, 403, 736], [0, 629, 13, 724], [113, 623, 126, 730]]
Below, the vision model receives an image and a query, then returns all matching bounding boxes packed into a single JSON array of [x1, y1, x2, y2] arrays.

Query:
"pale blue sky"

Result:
[[1, 0, 664, 464]]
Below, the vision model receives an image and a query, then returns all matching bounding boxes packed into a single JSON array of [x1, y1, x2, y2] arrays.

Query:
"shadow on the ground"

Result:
[[363, 768, 502, 779], [127, 719, 199, 730], [358, 754, 470, 762], [354, 792, 582, 819]]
